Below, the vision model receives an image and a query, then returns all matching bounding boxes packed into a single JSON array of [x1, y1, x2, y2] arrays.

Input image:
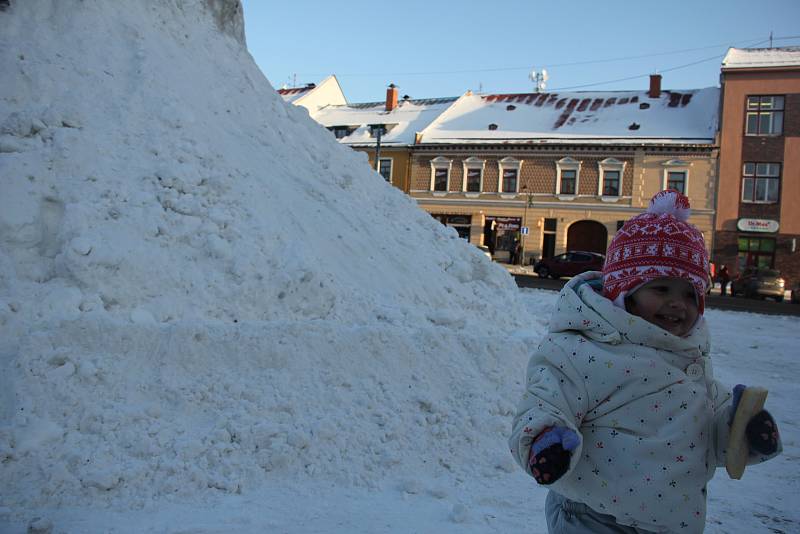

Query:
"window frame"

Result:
[[329, 126, 354, 139], [741, 162, 781, 204], [498, 157, 522, 196], [378, 158, 393, 183], [462, 157, 485, 195], [661, 159, 690, 194], [429, 156, 452, 194], [556, 157, 581, 198], [745, 95, 784, 136], [597, 158, 625, 200]]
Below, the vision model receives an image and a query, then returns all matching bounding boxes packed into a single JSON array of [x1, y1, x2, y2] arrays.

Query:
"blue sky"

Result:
[[241, 0, 800, 103]]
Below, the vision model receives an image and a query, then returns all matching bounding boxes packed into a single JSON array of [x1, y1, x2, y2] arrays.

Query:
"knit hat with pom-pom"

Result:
[[602, 189, 710, 313]]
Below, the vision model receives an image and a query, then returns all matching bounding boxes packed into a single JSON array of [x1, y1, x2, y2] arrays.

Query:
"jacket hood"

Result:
[[549, 271, 709, 358]]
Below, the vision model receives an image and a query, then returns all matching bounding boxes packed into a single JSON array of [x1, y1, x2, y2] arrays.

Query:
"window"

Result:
[[662, 160, 690, 194], [737, 237, 775, 270], [556, 157, 581, 196], [329, 126, 353, 139], [498, 157, 522, 194], [560, 170, 577, 195], [429, 157, 452, 192], [369, 124, 386, 138], [378, 158, 392, 182], [742, 162, 780, 203], [597, 158, 625, 198], [466, 169, 482, 192], [433, 214, 472, 240], [602, 171, 620, 196], [462, 157, 484, 193], [667, 171, 686, 193], [434, 168, 448, 191], [502, 169, 518, 193], [745, 96, 784, 136]]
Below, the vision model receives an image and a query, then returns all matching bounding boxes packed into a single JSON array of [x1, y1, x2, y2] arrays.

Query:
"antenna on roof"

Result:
[[769, 31, 773, 48], [530, 69, 549, 93]]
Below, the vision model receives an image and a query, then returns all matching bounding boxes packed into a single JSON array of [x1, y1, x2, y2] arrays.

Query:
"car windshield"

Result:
[[757, 269, 780, 277]]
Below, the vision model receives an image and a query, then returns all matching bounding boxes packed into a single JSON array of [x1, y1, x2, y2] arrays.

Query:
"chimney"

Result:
[[649, 74, 662, 98], [386, 83, 398, 112]]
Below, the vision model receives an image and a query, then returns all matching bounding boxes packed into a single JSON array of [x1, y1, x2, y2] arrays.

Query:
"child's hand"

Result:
[[529, 443, 571, 485], [746, 410, 780, 455], [730, 384, 780, 455], [528, 426, 580, 485]]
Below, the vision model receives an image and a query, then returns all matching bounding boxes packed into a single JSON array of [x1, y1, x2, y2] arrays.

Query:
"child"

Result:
[[509, 190, 781, 533]]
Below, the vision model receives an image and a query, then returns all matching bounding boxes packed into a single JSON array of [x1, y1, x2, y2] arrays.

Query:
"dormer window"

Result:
[[369, 124, 386, 138], [329, 126, 354, 139]]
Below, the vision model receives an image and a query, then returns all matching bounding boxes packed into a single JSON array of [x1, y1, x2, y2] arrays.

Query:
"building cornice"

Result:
[[413, 196, 716, 214]]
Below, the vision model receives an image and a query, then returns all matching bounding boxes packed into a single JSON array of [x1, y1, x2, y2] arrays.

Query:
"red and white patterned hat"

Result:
[[602, 189, 710, 313]]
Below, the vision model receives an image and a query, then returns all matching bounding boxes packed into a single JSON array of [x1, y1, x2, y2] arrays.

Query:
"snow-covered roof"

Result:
[[312, 97, 459, 146], [277, 84, 315, 103], [722, 47, 800, 70], [418, 87, 719, 145]]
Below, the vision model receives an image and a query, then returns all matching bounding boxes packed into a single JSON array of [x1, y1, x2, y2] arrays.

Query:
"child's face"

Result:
[[626, 278, 699, 337]]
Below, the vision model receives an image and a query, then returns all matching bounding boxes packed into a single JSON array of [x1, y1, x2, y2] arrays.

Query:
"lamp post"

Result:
[[373, 124, 383, 173], [521, 185, 534, 266]]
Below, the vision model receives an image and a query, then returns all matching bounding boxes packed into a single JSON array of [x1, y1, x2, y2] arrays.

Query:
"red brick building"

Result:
[[716, 47, 800, 288]]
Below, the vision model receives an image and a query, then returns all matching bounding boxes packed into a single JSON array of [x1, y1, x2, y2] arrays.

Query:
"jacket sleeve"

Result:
[[509, 335, 589, 477], [710, 379, 733, 468], [710, 380, 783, 468]]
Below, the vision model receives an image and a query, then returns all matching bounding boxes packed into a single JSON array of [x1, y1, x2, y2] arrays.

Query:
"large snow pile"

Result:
[[0, 0, 535, 523]]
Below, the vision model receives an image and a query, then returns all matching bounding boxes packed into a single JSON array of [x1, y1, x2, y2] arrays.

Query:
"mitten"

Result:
[[730, 384, 780, 455], [745, 410, 780, 455], [528, 426, 580, 485]]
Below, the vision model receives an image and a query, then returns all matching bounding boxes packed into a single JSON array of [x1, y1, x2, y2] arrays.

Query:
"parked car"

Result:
[[791, 280, 800, 304], [534, 251, 605, 279], [730, 267, 786, 302]]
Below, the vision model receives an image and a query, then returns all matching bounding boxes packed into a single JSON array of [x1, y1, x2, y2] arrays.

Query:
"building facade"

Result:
[[284, 75, 720, 267], [409, 78, 719, 264], [716, 47, 800, 286]]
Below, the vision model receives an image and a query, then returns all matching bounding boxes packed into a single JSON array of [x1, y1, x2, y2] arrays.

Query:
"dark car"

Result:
[[534, 251, 605, 279], [791, 281, 800, 304], [730, 267, 786, 302]]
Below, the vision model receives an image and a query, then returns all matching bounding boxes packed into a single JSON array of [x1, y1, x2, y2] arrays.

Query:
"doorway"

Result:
[[567, 220, 608, 254]]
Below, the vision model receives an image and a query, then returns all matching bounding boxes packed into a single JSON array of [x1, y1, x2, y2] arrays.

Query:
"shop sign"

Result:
[[737, 218, 779, 233], [487, 216, 521, 231]]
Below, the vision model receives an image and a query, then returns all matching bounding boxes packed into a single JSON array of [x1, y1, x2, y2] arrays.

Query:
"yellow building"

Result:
[[284, 75, 720, 266], [409, 76, 719, 265]]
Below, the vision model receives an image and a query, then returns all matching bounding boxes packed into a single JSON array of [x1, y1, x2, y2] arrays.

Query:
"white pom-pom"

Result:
[[647, 189, 690, 221]]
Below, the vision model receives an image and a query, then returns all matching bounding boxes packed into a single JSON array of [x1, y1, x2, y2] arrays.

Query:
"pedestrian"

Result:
[[509, 190, 782, 533], [719, 264, 731, 296]]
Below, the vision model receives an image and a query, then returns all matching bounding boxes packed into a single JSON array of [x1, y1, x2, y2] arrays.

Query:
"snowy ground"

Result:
[[1, 2, 798, 533], [2, 291, 798, 534]]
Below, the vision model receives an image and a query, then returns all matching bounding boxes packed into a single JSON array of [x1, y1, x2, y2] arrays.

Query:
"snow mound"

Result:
[[0, 0, 535, 519]]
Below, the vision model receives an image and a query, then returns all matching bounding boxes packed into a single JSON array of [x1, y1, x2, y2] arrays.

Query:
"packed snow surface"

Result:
[[1, 1, 798, 533]]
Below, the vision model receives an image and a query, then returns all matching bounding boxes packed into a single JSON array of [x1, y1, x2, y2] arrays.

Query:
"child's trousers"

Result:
[[545, 491, 649, 534]]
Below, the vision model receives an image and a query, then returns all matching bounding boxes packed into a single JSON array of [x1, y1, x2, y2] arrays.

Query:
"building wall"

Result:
[[296, 76, 347, 113], [359, 148, 412, 193], [408, 146, 716, 264], [716, 68, 800, 284]]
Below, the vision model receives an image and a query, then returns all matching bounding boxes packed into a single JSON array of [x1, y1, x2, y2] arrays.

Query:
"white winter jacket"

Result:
[[510, 272, 781, 533]]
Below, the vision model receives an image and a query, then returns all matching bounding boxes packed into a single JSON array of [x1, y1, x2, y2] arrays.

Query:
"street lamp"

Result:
[[521, 185, 534, 266]]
